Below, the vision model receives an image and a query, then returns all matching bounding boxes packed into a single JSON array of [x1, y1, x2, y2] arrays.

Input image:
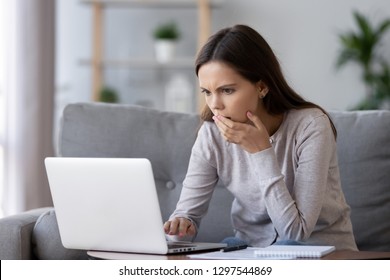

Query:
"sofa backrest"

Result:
[[59, 103, 234, 242], [329, 110, 390, 251]]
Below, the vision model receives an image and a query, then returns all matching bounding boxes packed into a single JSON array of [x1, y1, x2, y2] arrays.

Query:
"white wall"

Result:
[[56, 0, 390, 112]]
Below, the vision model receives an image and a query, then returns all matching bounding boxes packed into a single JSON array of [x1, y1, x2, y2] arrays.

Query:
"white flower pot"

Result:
[[154, 40, 176, 63]]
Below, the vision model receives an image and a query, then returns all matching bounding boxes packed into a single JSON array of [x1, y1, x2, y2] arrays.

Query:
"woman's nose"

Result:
[[209, 94, 223, 110]]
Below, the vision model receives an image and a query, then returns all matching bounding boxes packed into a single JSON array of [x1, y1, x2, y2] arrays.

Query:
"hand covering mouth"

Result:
[[215, 114, 231, 120]]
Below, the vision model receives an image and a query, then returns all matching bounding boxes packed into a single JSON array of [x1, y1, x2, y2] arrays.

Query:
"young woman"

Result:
[[164, 24, 357, 250]]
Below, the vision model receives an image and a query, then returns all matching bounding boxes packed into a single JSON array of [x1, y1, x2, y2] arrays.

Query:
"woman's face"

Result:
[[198, 61, 266, 123]]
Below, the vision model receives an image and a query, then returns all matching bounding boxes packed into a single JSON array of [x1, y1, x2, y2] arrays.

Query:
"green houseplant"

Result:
[[336, 11, 390, 110], [152, 21, 180, 63], [99, 86, 119, 103], [153, 21, 180, 40]]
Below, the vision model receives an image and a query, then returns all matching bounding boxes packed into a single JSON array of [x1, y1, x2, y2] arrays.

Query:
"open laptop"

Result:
[[44, 157, 226, 254]]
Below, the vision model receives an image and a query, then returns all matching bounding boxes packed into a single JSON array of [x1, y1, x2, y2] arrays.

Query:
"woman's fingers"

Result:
[[213, 113, 271, 153], [164, 218, 195, 237], [185, 222, 197, 236], [246, 111, 265, 130], [212, 115, 241, 143]]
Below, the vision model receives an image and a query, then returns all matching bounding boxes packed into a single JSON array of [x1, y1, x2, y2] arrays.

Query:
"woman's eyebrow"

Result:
[[200, 83, 237, 91], [217, 83, 237, 89]]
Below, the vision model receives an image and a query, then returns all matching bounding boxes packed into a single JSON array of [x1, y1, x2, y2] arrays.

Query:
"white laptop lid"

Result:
[[45, 157, 226, 255], [45, 157, 170, 254]]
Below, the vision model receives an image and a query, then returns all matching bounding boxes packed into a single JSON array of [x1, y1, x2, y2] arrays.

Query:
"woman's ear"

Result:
[[256, 81, 269, 98]]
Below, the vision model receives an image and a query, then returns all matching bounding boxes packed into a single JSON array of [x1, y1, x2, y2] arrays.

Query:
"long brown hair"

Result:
[[195, 24, 337, 137]]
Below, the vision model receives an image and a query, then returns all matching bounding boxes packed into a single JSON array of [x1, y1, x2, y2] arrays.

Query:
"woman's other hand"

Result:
[[164, 217, 196, 237], [212, 111, 271, 153]]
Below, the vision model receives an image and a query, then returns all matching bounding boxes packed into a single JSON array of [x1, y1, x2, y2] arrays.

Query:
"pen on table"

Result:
[[221, 244, 248, 252]]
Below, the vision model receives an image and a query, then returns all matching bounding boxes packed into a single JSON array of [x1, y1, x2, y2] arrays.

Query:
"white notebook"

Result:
[[189, 245, 335, 260], [254, 245, 336, 258]]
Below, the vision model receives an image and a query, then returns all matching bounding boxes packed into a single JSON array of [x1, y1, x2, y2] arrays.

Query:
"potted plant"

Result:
[[336, 11, 390, 110], [152, 21, 180, 63], [99, 86, 119, 103]]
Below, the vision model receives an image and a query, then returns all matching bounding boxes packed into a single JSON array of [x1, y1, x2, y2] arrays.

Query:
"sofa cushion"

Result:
[[60, 103, 200, 185], [60, 103, 200, 219], [330, 110, 390, 251], [32, 210, 88, 259]]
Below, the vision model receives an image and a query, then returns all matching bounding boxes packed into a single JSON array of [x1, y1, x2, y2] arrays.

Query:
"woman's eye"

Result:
[[222, 88, 235, 94], [201, 89, 211, 96]]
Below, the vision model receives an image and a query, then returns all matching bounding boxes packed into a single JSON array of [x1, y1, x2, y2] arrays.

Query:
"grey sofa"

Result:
[[0, 103, 389, 259]]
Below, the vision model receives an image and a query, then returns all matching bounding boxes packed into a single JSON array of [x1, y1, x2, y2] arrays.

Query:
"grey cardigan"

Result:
[[170, 108, 357, 251]]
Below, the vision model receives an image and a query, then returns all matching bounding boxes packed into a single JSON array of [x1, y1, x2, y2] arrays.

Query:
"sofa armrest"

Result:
[[32, 209, 88, 259], [0, 207, 53, 260]]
